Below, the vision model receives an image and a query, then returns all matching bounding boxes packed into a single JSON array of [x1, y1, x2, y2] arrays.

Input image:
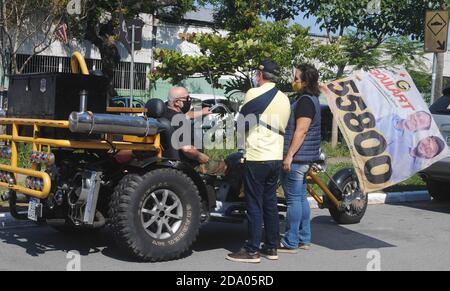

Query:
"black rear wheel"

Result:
[[109, 168, 202, 262], [326, 169, 368, 225]]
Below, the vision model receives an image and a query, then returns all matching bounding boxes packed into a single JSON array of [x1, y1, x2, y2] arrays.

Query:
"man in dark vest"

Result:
[[226, 60, 291, 263], [280, 64, 322, 253]]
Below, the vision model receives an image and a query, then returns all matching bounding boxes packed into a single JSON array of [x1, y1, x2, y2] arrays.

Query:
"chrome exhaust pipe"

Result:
[[69, 112, 168, 137]]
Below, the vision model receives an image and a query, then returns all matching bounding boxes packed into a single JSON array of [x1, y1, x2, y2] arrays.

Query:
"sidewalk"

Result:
[[308, 191, 431, 209]]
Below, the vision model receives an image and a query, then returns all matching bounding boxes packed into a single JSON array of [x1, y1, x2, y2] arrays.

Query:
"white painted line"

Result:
[[0, 214, 6, 218]]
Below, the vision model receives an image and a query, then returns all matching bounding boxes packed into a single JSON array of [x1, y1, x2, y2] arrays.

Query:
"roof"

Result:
[[183, 8, 215, 24], [190, 94, 227, 101]]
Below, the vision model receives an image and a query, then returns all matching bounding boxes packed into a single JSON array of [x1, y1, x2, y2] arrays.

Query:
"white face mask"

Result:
[[252, 77, 258, 88]]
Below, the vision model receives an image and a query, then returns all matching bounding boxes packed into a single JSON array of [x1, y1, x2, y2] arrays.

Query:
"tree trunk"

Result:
[[97, 38, 120, 99], [85, 11, 120, 99]]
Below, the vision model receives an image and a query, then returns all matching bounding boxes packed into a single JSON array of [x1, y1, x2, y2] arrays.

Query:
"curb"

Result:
[[308, 191, 431, 209]]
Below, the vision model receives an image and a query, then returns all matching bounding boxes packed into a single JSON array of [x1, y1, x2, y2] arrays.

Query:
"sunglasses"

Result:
[[178, 95, 191, 102]]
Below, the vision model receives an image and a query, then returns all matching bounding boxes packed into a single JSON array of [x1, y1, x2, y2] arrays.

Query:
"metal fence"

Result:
[[16, 54, 151, 96]]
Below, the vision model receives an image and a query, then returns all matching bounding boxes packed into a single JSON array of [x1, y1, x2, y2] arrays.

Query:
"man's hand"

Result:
[[186, 107, 212, 120], [181, 145, 210, 164], [283, 155, 293, 173], [198, 153, 210, 164], [202, 107, 212, 116]]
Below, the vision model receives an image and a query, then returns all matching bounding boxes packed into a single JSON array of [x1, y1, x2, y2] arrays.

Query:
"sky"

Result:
[[294, 13, 325, 35]]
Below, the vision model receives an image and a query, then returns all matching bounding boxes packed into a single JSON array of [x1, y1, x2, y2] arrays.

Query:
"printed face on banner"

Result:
[[324, 68, 450, 193]]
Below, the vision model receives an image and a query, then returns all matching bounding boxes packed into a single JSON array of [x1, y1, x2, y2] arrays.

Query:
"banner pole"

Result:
[[431, 52, 438, 105]]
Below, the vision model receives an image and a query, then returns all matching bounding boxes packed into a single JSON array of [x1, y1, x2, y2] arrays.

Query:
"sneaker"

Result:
[[278, 242, 299, 254], [226, 248, 261, 264], [260, 247, 279, 260], [299, 244, 311, 251]]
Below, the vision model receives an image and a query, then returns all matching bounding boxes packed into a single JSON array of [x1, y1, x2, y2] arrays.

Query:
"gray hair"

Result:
[[168, 87, 189, 105]]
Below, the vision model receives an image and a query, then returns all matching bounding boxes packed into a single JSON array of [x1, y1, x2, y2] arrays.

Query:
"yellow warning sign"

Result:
[[425, 11, 449, 53]]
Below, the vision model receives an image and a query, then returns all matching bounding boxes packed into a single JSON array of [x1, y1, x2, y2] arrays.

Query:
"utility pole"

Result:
[[130, 24, 135, 108], [432, 53, 445, 104]]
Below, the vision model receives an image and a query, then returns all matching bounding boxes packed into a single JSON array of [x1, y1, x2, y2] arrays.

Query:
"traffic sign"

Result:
[[425, 10, 449, 53]]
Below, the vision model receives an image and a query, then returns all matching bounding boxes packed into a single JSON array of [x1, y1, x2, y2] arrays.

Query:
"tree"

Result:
[[201, 0, 304, 31], [66, 0, 195, 98], [298, 0, 446, 147], [0, 0, 67, 88], [151, 21, 330, 99]]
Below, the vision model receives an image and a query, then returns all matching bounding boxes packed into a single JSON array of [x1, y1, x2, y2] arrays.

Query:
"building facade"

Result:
[[11, 9, 228, 102], [4, 8, 449, 103]]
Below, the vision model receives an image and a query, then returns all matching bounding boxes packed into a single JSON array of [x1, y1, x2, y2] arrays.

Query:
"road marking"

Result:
[[0, 214, 6, 218]]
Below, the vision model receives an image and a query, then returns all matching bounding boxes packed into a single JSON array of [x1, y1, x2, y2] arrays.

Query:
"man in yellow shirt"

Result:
[[227, 60, 291, 263]]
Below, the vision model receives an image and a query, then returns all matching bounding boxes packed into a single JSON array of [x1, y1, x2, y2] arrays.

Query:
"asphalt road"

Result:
[[0, 200, 450, 271]]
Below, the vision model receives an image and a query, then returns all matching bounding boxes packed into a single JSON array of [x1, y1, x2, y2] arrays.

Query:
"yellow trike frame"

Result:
[[0, 52, 162, 201]]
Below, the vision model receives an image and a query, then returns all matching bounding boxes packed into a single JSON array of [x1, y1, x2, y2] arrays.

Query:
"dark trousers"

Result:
[[244, 161, 282, 252]]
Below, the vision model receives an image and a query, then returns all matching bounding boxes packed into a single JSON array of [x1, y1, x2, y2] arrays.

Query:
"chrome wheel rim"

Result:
[[140, 189, 184, 240], [342, 180, 366, 216]]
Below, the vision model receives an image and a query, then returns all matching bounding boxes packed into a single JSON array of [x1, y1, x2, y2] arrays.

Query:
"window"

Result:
[[16, 54, 150, 91]]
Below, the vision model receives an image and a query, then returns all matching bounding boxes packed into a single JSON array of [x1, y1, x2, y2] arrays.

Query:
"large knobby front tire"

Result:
[[326, 169, 368, 225], [109, 169, 202, 262]]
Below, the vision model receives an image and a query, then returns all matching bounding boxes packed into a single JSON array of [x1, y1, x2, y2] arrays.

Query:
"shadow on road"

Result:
[[193, 222, 248, 253], [0, 205, 401, 262], [0, 225, 136, 262], [193, 216, 396, 253], [310, 216, 395, 251]]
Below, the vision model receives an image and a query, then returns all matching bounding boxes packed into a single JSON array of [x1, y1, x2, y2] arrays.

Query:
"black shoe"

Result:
[[260, 247, 279, 260], [226, 248, 261, 264], [278, 242, 299, 254]]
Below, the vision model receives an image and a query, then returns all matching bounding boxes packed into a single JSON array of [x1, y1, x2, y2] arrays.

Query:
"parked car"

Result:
[[191, 93, 333, 142], [319, 94, 333, 141], [420, 96, 450, 201], [109, 97, 146, 108]]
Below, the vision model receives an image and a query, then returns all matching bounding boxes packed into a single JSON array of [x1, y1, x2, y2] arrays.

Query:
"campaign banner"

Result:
[[324, 67, 450, 193]]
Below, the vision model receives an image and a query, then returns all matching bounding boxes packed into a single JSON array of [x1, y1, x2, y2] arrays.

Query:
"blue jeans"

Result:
[[244, 161, 282, 252], [281, 163, 312, 249]]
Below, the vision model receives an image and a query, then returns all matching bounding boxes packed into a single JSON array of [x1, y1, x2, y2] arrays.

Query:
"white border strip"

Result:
[[308, 191, 431, 209]]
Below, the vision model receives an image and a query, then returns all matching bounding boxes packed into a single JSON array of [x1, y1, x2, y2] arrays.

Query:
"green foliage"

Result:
[[200, 0, 304, 31], [410, 70, 432, 103], [300, 0, 449, 40], [152, 0, 431, 95], [296, 0, 443, 81], [321, 142, 350, 159], [151, 21, 342, 96]]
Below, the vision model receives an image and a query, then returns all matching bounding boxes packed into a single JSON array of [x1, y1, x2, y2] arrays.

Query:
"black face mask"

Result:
[[181, 101, 192, 114]]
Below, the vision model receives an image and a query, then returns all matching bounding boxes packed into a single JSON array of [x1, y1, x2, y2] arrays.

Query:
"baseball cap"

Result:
[[258, 59, 281, 77]]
